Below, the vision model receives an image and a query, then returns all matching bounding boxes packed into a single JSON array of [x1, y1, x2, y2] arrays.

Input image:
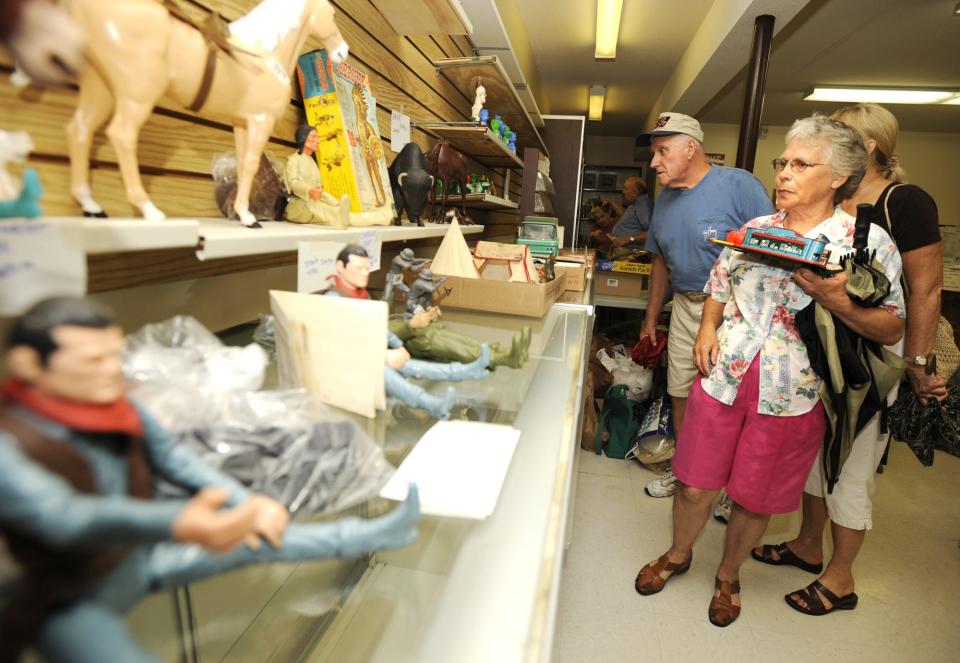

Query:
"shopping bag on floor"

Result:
[[595, 385, 642, 458], [626, 396, 675, 465]]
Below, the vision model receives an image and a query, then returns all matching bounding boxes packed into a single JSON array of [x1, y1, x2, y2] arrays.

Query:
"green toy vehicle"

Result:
[[517, 216, 560, 257]]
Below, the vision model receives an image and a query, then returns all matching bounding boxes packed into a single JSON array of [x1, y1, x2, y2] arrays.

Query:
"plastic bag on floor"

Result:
[[626, 396, 675, 465], [596, 345, 653, 401], [125, 316, 393, 515]]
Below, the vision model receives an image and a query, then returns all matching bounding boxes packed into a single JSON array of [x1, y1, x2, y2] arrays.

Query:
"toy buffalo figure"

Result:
[[388, 143, 434, 226]]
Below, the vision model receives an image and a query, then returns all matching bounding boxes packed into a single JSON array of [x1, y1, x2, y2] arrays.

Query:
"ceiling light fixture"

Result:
[[954, 1, 960, 14], [803, 86, 960, 105], [595, 0, 623, 59], [588, 85, 606, 121]]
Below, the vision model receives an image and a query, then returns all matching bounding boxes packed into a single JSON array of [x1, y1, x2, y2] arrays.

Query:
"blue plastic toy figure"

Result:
[[499, 121, 509, 143], [0, 167, 42, 218], [0, 130, 43, 218], [479, 108, 490, 126], [490, 113, 502, 137], [0, 296, 421, 663], [508, 131, 518, 154], [322, 245, 490, 420]]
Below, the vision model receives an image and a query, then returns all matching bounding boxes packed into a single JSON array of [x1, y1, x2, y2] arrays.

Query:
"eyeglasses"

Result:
[[771, 158, 827, 174]]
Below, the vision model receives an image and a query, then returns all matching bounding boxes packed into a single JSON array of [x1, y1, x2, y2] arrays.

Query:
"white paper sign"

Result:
[[297, 241, 340, 293], [0, 220, 85, 315], [357, 229, 382, 271], [298, 232, 382, 293], [380, 420, 522, 520], [391, 109, 411, 152]]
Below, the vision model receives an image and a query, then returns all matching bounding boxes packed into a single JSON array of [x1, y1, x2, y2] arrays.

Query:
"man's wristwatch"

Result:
[[905, 353, 937, 375]]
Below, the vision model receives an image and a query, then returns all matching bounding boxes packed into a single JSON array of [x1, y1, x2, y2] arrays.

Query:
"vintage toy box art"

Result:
[[296, 50, 394, 225]]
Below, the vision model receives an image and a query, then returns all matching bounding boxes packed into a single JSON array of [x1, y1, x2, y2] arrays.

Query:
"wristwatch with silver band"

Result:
[[904, 353, 937, 374]]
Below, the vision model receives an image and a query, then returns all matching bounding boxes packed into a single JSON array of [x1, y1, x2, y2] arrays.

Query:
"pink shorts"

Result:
[[672, 357, 825, 515]]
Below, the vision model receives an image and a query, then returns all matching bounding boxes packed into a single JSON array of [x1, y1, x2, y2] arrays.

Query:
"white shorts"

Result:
[[667, 293, 705, 399], [804, 353, 902, 531], [804, 414, 887, 530]]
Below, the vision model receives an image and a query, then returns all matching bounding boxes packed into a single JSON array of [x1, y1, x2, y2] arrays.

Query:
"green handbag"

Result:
[[595, 384, 642, 459]]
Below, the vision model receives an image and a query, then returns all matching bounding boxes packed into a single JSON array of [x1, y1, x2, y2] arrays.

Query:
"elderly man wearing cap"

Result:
[[638, 113, 774, 512]]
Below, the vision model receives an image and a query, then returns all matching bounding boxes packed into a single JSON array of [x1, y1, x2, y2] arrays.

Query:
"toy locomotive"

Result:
[[710, 227, 831, 269]]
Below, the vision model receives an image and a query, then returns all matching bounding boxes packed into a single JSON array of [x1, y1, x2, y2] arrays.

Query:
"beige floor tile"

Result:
[[558, 434, 960, 663]]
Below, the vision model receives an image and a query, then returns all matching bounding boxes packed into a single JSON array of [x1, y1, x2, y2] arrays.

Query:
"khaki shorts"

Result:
[[667, 293, 706, 398]]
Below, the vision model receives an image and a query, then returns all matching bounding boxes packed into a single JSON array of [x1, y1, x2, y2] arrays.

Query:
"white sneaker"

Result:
[[713, 491, 733, 524], [644, 467, 678, 498]]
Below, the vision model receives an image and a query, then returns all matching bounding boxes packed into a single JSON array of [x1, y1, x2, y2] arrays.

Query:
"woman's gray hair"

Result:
[[785, 114, 867, 204]]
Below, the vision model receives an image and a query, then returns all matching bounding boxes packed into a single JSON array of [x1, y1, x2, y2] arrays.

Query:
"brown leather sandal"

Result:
[[785, 579, 858, 615], [708, 577, 741, 627], [634, 552, 692, 595]]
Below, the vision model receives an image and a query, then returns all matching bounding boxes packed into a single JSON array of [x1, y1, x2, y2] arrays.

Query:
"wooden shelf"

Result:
[[460, 193, 518, 210], [369, 0, 472, 36], [43, 217, 200, 255], [434, 56, 548, 156], [195, 218, 483, 261], [417, 124, 523, 168]]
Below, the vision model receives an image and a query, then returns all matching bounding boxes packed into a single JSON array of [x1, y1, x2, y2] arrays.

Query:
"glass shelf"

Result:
[[127, 298, 593, 662]]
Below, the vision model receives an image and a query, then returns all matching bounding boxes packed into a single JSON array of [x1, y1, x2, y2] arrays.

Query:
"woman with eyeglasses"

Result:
[[635, 114, 905, 627], [753, 104, 944, 617]]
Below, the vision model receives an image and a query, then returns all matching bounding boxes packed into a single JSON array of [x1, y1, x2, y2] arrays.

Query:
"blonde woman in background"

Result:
[[752, 103, 945, 616]]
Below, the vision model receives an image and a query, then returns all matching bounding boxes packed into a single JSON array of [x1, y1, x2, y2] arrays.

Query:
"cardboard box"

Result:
[[439, 275, 565, 318], [296, 50, 394, 220], [556, 263, 587, 292], [559, 248, 596, 269], [593, 270, 648, 298], [596, 259, 653, 275]]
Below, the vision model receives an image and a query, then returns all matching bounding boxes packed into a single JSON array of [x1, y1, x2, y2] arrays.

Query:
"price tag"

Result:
[[297, 241, 340, 294], [0, 220, 85, 315], [391, 110, 411, 152]]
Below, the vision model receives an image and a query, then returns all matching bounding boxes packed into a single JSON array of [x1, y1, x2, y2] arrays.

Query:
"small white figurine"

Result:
[[0, 129, 42, 218], [471, 79, 487, 124]]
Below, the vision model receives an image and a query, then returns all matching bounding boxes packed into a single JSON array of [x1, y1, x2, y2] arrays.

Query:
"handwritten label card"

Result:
[[0, 220, 85, 315], [297, 241, 340, 293], [391, 109, 411, 152], [357, 229, 383, 271]]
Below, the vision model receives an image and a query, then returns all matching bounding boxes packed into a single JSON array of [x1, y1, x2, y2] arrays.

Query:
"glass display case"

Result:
[[127, 294, 594, 662]]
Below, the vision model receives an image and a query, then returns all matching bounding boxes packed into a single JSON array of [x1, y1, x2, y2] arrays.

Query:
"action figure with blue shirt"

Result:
[[0, 297, 420, 663]]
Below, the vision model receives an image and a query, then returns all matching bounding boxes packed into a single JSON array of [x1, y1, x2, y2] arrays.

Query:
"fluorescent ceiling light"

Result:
[[803, 87, 959, 105], [595, 0, 623, 59], [588, 85, 605, 121], [945, 97, 960, 105]]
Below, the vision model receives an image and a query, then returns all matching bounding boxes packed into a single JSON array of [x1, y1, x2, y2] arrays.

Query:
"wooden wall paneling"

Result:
[[0, 80, 291, 179], [431, 36, 460, 59], [451, 35, 476, 57], [34, 160, 222, 218], [406, 36, 449, 63]]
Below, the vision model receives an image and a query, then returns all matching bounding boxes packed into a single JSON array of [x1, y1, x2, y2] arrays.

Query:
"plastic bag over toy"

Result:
[[211, 152, 288, 222], [124, 316, 394, 515], [596, 345, 653, 402]]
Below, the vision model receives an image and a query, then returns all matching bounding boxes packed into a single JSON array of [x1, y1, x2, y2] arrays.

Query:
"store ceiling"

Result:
[[515, 0, 960, 136], [699, 0, 960, 133]]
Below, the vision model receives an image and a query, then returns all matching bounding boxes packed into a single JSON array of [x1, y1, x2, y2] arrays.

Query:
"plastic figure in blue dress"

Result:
[[0, 297, 421, 663]]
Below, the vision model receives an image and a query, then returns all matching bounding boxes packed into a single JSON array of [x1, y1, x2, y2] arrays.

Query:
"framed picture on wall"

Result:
[[582, 171, 598, 189]]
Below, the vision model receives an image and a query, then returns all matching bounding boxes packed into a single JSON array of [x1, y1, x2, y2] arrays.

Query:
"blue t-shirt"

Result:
[[611, 194, 652, 238], [645, 166, 773, 293]]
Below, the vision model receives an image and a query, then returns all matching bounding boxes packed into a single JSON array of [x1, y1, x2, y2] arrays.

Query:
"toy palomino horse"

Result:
[[426, 141, 468, 223], [67, 0, 348, 228]]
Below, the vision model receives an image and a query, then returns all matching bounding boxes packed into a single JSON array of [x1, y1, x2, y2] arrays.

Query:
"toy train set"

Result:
[[710, 227, 832, 268]]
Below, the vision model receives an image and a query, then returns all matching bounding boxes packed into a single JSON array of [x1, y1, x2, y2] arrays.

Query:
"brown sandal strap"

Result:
[[809, 580, 840, 606], [714, 577, 741, 594]]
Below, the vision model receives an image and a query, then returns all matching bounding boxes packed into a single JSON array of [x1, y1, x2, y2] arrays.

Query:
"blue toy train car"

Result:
[[710, 227, 831, 269]]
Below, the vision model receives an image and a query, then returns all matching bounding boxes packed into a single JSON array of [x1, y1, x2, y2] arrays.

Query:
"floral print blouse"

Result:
[[702, 207, 905, 417]]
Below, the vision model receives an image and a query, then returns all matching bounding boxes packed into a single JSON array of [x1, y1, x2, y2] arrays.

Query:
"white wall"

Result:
[[587, 126, 960, 227]]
